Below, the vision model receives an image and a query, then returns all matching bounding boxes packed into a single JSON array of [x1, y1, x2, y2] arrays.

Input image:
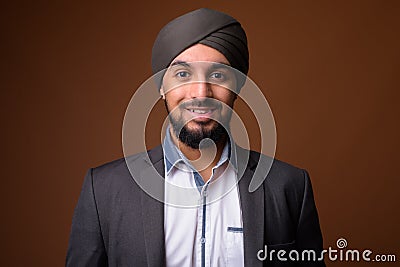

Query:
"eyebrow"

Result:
[[170, 60, 191, 68], [169, 60, 231, 69]]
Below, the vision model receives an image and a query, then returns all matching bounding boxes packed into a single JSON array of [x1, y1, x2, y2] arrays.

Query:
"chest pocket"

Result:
[[226, 227, 244, 266]]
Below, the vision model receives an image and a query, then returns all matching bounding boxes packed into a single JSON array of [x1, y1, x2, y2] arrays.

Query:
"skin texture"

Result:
[[160, 44, 238, 181]]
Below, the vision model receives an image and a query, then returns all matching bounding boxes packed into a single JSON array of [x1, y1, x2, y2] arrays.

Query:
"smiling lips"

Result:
[[184, 107, 217, 121]]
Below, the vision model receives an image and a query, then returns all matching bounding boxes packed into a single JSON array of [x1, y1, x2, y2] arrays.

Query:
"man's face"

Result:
[[161, 44, 238, 149]]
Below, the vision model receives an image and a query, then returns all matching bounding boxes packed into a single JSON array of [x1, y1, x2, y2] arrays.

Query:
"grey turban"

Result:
[[151, 8, 249, 88]]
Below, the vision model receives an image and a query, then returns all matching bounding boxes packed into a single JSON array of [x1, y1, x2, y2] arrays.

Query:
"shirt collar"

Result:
[[162, 126, 237, 174]]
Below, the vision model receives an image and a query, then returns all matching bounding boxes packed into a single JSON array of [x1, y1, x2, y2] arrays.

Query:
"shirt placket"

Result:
[[194, 171, 211, 267]]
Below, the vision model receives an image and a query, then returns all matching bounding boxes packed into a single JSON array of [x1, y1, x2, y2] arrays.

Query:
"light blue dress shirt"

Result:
[[163, 128, 244, 267]]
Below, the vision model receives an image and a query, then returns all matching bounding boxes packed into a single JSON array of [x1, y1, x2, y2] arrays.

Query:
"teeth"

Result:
[[190, 109, 208, 114]]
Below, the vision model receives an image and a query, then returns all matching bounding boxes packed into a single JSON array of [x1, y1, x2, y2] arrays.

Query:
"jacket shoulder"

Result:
[[89, 147, 158, 188], [248, 150, 308, 190]]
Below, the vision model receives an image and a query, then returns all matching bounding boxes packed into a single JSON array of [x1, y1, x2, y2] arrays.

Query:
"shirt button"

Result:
[[200, 237, 206, 244]]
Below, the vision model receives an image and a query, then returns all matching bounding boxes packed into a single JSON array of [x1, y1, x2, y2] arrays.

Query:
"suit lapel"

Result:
[[237, 148, 265, 267], [139, 146, 166, 267]]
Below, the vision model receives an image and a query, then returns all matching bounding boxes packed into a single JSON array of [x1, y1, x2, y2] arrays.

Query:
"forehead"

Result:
[[171, 44, 230, 65]]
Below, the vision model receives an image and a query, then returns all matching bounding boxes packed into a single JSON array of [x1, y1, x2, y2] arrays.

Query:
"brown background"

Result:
[[1, 1, 399, 266]]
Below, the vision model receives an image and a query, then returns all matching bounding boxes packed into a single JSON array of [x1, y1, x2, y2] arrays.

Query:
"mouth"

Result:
[[184, 107, 217, 121], [186, 107, 215, 114]]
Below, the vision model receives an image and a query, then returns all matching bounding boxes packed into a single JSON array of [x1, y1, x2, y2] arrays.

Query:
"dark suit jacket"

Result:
[[66, 145, 325, 266]]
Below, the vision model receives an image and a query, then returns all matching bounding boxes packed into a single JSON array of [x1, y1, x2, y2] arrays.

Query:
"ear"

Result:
[[160, 86, 165, 99]]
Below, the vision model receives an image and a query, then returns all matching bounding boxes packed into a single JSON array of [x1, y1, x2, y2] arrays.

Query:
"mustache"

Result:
[[179, 98, 222, 109]]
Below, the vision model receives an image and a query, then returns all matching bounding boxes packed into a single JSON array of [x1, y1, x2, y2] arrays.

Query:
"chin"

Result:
[[187, 120, 218, 132]]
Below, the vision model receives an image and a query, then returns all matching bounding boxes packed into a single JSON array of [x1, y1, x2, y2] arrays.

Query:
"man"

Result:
[[66, 8, 325, 267]]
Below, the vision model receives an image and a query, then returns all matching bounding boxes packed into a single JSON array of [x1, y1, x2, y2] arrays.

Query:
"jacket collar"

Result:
[[138, 145, 166, 267]]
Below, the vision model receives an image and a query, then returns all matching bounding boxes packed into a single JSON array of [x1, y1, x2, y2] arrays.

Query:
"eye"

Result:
[[210, 72, 225, 80], [176, 71, 191, 78]]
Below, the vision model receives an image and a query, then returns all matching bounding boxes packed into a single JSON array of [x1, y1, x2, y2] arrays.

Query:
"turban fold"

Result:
[[151, 8, 249, 79]]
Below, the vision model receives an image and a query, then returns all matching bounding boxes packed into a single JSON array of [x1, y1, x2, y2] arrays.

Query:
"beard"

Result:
[[165, 98, 231, 149]]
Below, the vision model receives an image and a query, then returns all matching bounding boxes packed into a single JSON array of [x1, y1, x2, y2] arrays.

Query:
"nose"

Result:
[[189, 81, 212, 98]]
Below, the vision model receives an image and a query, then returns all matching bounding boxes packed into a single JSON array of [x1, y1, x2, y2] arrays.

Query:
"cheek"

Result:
[[219, 106, 233, 119], [217, 95, 236, 119], [164, 87, 188, 105], [214, 91, 236, 108], [164, 94, 182, 109]]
